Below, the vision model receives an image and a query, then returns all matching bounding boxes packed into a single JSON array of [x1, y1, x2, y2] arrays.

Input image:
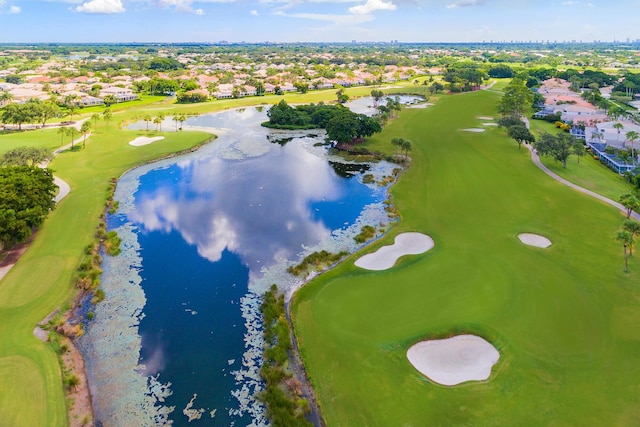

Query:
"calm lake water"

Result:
[[80, 106, 395, 426]]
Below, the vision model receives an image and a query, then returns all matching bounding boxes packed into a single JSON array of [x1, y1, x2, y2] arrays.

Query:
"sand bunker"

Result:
[[518, 233, 552, 248], [355, 232, 434, 271], [477, 116, 494, 120], [482, 122, 498, 126], [129, 136, 165, 146], [407, 335, 499, 386], [406, 103, 434, 109], [462, 128, 485, 133]]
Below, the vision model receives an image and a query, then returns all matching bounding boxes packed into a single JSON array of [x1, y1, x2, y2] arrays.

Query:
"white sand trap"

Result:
[[355, 232, 434, 271], [482, 122, 498, 126], [129, 136, 165, 146], [407, 335, 499, 386], [518, 233, 552, 248], [462, 128, 485, 133], [406, 103, 434, 109], [477, 116, 494, 120]]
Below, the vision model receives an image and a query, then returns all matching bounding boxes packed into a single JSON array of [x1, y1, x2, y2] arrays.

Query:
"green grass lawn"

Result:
[[292, 90, 640, 426], [0, 124, 212, 426], [0, 128, 65, 156], [528, 118, 634, 201]]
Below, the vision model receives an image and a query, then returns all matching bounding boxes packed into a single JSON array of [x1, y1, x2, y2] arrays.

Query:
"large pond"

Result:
[[79, 106, 396, 426]]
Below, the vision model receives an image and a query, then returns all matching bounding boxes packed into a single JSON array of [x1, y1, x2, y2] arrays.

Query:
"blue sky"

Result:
[[0, 0, 638, 43]]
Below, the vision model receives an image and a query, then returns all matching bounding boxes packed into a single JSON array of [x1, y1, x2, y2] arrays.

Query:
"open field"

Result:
[[0, 128, 65, 155], [0, 123, 212, 426], [292, 89, 640, 426]]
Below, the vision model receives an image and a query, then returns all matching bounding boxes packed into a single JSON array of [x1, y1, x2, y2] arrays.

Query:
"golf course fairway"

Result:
[[292, 90, 640, 426]]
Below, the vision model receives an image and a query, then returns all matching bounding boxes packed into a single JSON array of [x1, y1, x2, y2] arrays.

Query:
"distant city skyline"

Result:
[[0, 0, 638, 44]]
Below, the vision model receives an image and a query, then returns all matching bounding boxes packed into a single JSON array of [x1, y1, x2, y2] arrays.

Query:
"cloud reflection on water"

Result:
[[129, 139, 342, 281]]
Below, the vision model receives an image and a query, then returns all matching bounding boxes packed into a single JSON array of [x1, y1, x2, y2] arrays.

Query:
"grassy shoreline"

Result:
[[0, 122, 214, 426]]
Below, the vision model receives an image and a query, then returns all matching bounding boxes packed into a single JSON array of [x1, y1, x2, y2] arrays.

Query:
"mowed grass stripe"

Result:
[[292, 90, 640, 426]]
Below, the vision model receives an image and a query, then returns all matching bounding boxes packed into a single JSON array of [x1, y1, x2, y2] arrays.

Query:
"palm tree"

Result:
[[103, 108, 112, 132], [178, 114, 186, 130], [173, 115, 180, 131], [390, 137, 403, 156], [620, 192, 640, 219], [0, 90, 14, 106], [57, 126, 66, 146], [143, 114, 152, 131], [616, 230, 634, 272], [157, 113, 165, 132], [80, 121, 91, 148], [401, 139, 412, 159], [91, 113, 101, 130], [626, 131, 639, 158], [623, 219, 640, 256], [613, 122, 624, 147], [153, 116, 161, 132], [67, 126, 78, 148]]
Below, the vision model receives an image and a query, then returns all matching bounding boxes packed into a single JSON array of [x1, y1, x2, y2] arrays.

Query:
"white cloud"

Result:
[[0, 0, 6, 6], [349, 0, 396, 14], [9, 4, 20, 12], [76, 0, 125, 13], [195, 7, 204, 14], [446, 0, 485, 8], [250, 9, 258, 14]]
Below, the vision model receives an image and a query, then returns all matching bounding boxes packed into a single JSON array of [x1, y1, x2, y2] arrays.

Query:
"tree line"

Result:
[[263, 100, 382, 146]]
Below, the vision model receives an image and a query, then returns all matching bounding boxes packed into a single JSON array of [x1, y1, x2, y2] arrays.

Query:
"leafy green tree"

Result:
[[507, 124, 535, 149], [0, 147, 51, 166], [336, 87, 349, 104], [534, 131, 580, 168], [0, 166, 57, 248], [619, 192, 640, 219], [371, 89, 384, 107], [103, 94, 117, 107], [497, 78, 534, 118], [572, 140, 585, 164], [326, 111, 359, 144]]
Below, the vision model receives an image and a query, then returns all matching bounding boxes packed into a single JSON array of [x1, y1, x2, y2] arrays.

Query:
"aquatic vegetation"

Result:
[[258, 285, 312, 426], [354, 225, 376, 244], [286, 250, 349, 277]]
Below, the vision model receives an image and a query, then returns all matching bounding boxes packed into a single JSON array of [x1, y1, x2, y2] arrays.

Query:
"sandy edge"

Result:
[[129, 136, 165, 146], [355, 232, 434, 271], [407, 335, 500, 386], [518, 233, 552, 248]]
